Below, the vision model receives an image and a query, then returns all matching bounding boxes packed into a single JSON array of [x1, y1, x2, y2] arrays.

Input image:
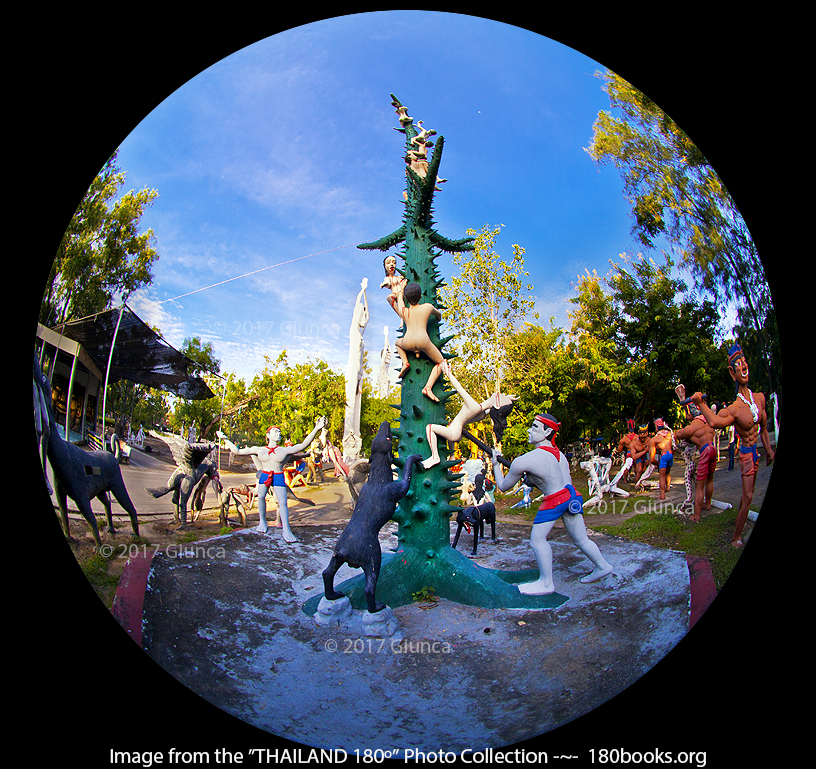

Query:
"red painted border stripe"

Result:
[[110, 550, 154, 648], [687, 555, 717, 629]]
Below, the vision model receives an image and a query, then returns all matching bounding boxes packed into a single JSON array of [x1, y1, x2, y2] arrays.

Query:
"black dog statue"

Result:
[[34, 354, 140, 546], [322, 421, 422, 613], [452, 501, 496, 556]]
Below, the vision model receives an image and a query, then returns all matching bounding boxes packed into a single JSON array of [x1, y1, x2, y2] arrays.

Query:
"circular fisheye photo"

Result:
[[30, 11, 784, 766]]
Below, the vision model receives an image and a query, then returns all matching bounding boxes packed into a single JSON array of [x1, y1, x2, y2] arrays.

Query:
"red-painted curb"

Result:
[[110, 550, 154, 648], [686, 555, 717, 629]]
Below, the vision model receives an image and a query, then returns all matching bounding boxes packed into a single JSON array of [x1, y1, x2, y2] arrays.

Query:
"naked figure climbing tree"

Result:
[[305, 95, 567, 612]]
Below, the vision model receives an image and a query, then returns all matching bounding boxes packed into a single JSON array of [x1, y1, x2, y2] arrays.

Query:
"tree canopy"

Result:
[[440, 224, 538, 399], [495, 252, 734, 458], [41, 150, 159, 326], [585, 70, 778, 396]]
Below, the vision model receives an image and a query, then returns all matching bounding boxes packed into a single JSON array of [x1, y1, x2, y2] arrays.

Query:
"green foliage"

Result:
[[360, 387, 400, 456], [502, 320, 573, 454], [569, 253, 729, 428], [411, 585, 438, 603], [496, 252, 732, 450], [105, 378, 169, 435], [226, 351, 346, 447], [42, 149, 159, 326], [586, 70, 778, 395], [168, 337, 223, 438], [439, 224, 538, 399]]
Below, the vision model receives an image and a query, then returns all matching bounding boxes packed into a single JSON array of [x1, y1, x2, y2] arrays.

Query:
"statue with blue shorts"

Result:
[[492, 413, 613, 595], [217, 416, 327, 542]]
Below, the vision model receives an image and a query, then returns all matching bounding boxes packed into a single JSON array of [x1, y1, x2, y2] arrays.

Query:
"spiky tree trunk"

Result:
[[305, 96, 567, 612]]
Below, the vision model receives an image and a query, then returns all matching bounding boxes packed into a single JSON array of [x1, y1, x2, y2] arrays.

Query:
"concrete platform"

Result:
[[116, 518, 702, 754]]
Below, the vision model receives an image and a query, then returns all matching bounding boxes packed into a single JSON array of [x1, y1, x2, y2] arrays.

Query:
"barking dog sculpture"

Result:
[[452, 501, 496, 556], [322, 421, 422, 613], [34, 355, 140, 546]]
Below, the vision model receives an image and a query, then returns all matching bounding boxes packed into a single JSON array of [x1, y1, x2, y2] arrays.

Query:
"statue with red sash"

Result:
[[690, 342, 774, 547], [217, 416, 327, 542], [491, 413, 614, 595]]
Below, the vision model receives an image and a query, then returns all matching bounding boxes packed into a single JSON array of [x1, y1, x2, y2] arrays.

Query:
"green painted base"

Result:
[[302, 543, 568, 616]]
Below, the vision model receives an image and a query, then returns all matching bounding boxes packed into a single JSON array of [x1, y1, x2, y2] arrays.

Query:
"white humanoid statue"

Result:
[[422, 361, 516, 469], [217, 416, 327, 543], [343, 279, 369, 461], [492, 414, 613, 595], [376, 325, 392, 399]]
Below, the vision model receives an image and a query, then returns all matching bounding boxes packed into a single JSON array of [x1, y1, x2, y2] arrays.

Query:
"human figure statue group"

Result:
[[613, 342, 774, 548], [318, 255, 774, 612], [36, 95, 775, 630]]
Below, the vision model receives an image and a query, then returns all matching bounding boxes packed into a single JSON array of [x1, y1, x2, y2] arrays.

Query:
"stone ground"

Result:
[[41, 437, 784, 762]]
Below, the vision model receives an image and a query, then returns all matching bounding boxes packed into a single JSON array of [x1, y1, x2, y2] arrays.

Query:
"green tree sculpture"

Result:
[[305, 96, 568, 613]]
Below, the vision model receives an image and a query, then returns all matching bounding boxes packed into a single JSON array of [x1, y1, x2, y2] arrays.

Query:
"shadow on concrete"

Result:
[[117, 518, 700, 753]]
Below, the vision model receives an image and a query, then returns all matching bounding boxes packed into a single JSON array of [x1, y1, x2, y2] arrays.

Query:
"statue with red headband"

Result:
[[645, 417, 675, 500], [217, 416, 327, 542], [491, 413, 614, 594], [611, 418, 649, 486], [689, 342, 774, 546]]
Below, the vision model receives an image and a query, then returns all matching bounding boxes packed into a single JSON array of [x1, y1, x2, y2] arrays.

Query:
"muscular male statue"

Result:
[[492, 413, 613, 594], [691, 342, 774, 546], [217, 416, 327, 542]]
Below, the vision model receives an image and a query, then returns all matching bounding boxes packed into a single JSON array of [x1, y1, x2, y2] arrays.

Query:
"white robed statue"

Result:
[[343, 278, 369, 461]]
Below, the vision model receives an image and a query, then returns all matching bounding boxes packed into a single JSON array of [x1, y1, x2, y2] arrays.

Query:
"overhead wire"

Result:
[[157, 242, 361, 305]]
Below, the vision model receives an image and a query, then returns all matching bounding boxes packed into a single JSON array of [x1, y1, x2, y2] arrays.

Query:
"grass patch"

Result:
[[591, 507, 755, 591], [76, 548, 122, 608], [494, 473, 755, 593]]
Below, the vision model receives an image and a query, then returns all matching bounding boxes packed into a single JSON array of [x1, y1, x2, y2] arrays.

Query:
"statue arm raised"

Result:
[[693, 392, 734, 429], [289, 417, 329, 454], [215, 430, 257, 455]]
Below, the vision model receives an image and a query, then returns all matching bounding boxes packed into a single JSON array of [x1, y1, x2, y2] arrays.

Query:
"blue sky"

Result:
[[113, 12, 687, 387]]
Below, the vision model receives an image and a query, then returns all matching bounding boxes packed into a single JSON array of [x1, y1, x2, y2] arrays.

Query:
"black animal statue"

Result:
[[190, 468, 223, 520], [34, 354, 140, 546], [145, 431, 220, 527], [322, 421, 422, 613], [452, 501, 496, 556]]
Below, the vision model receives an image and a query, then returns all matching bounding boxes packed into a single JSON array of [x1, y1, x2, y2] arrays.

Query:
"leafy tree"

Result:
[[568, 253, 730, 432], [168, 337, 222, 438], [359, 386, 400, 457], [586, 70, 778, 395], [501, 320, 578, 455], [41, 150, 159, 326], [105, 379, 168, 436], [502, 253, 732, 447], [440, 224, 538, 400], [232, 352, 346, 448]]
